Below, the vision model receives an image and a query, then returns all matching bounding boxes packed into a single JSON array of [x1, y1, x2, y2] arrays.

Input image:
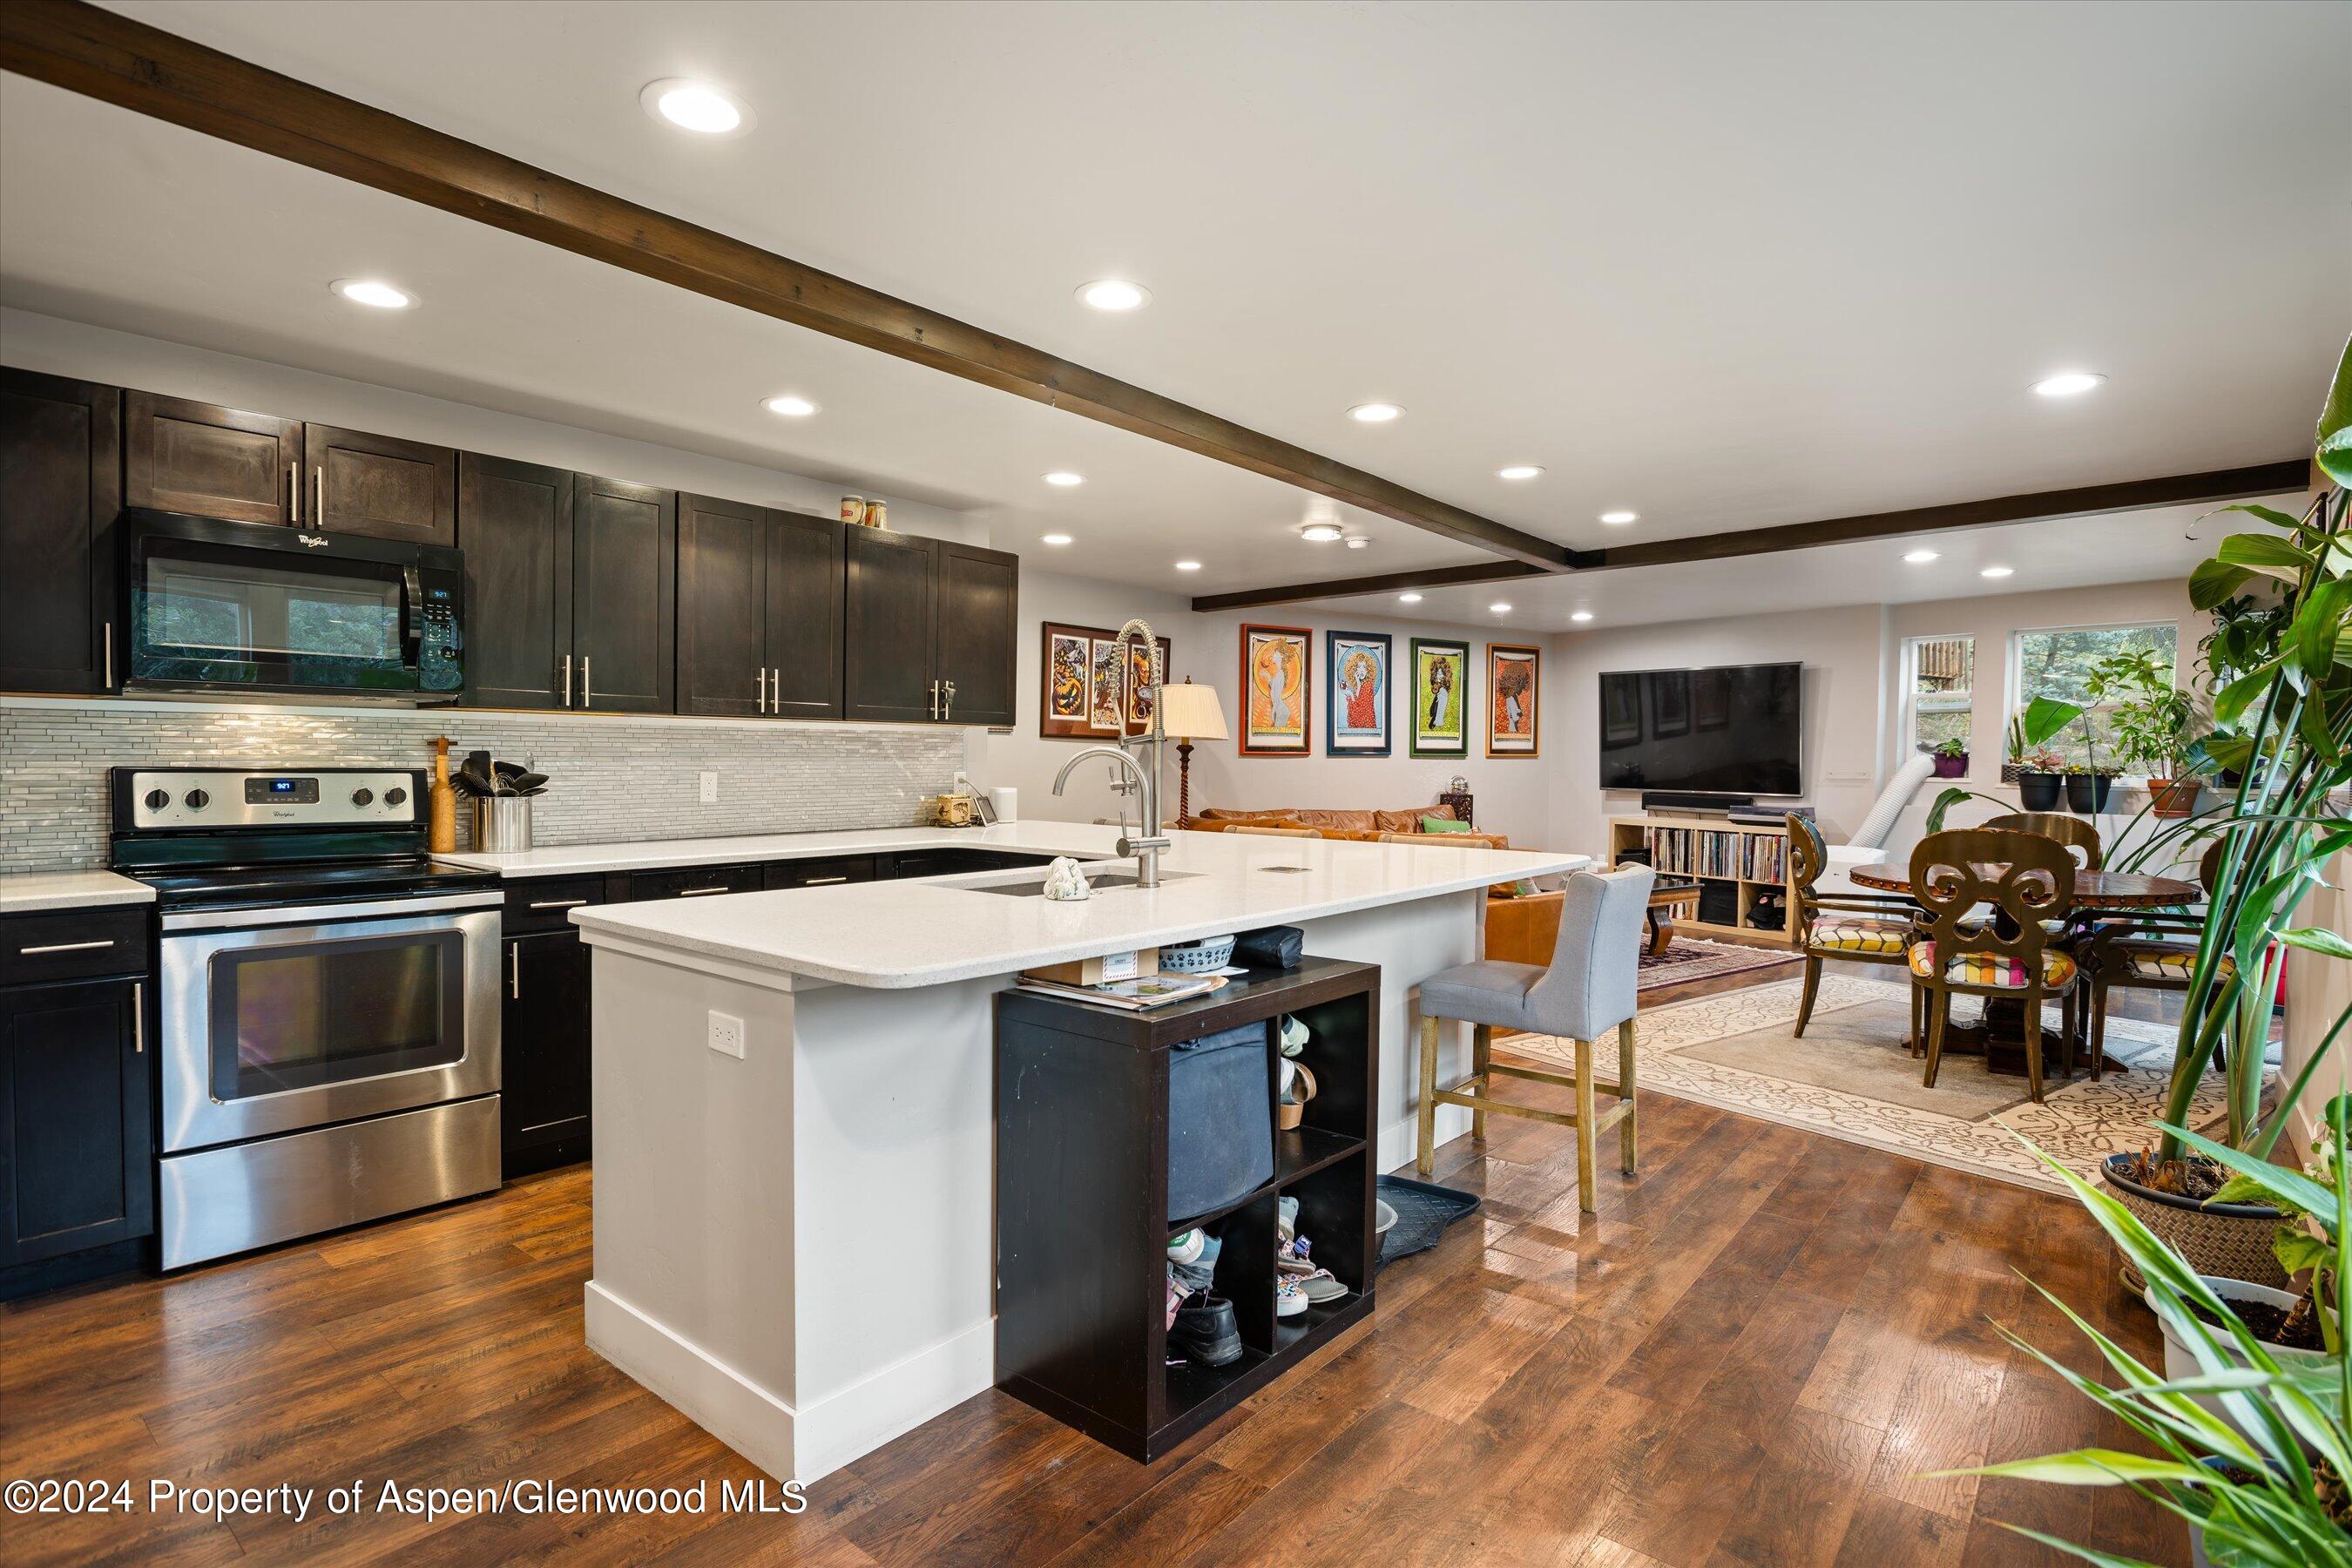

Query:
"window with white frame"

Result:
[[2011, 622, 2179, 770], [1902, 635, 1974, 761]]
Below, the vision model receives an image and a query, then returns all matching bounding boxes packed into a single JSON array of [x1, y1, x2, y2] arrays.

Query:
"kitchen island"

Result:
[[569, 824, 1588, 1482]]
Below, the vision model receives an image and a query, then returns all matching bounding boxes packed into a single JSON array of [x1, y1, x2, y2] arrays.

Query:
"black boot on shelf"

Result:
[[1169, 1291, 1243, 1367]]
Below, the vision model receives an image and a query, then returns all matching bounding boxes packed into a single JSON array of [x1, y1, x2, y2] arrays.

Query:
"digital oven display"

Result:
[[242, 777, 321, 804]]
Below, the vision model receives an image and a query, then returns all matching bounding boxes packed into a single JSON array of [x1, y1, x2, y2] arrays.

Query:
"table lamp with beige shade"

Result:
[[1157, 679, 1229, 828]]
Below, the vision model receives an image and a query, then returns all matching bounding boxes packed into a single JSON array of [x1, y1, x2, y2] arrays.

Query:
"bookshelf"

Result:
[[1606, 813, 1798, 945]]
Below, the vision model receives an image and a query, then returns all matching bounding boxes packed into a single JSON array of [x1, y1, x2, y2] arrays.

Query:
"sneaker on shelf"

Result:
[[1166, 1227, 1206, 1266], [1166, 1266, 1187, 1330], [1171, 1232, 1222, 1296], [1275, 1274, 1310, 1318], [1170, 1291, 1244, 1366]]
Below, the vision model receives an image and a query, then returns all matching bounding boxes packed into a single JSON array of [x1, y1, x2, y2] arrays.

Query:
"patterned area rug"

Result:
[[1499, 974, 2260, 1194], [1637, 936, 1801, 991]]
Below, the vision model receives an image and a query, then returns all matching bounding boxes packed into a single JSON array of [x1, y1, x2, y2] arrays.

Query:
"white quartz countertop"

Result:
[[440, 821, 1128, 878], [0, 869, 156, 914], [569, 823, 1590, 988]]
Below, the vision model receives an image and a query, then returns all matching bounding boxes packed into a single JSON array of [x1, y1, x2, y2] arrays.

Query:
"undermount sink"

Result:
[[968, 870, 1200, 897]]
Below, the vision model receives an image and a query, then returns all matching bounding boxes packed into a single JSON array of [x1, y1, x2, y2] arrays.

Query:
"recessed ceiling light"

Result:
[[1489, 602, 1513, 614], [1344, 536, 1371, 550], [1397, 592, 1423, 604], [330, 279, 415, 310], [1903, 549, 1940, 564], [1174, 559, 1202, 571], [760, 394, 817, 417], [1348, 402, 1403, 424], [2031, 371, 2105, 398], [1980, 565, 2015, 578], [1041, 533, 1073, 546], [1043, 471, 1085, 487], [1076, 280, 1150, 312], [641, 78, 752, 136], [1598, 510, 1639, 526], [1571, 611, 1594, 623], [1497, 465, 1544, 482], [1300, 523, 1345, 543]]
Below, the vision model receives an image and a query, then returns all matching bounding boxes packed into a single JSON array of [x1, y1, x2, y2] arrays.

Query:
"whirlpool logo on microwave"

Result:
[[297, 534, 332, 548]]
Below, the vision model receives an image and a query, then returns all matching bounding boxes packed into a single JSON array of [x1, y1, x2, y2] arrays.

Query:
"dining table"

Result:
[[1848, 861, 2201, 1078]]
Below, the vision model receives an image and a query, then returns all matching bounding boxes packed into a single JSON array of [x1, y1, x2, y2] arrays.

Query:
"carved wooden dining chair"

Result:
[[1787, 814, 1923, 1039], [1983, 812, 2104, 869], [2078, 840, 2230, 1079], [1909, 828, 2083, 1103]]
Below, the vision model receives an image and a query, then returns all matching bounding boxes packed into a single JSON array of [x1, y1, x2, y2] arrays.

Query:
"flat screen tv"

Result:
[[1598, 662, 1801, 796]]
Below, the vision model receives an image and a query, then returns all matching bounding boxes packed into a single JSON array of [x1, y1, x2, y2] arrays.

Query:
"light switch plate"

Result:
[[699, 771, 720, 803], [707, 1010, 746, 1058]]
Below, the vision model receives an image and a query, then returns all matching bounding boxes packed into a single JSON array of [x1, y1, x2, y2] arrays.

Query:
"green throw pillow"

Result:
[[1420, 815, 1473, 835]]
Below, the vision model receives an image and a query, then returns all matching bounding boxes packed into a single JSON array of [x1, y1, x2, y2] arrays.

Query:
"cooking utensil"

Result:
[[503, 771, 548, 794], [453, 765, 498, 797]]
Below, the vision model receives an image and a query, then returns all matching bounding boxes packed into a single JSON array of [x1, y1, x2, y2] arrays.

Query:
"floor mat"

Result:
[[1375, 1173, 1481, 1267]]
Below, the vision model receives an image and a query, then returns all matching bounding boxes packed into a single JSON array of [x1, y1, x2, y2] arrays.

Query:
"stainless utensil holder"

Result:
[[471, 795, 533, 853]]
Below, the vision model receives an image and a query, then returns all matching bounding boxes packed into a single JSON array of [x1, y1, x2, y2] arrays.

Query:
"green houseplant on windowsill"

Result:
[[2095, 647, 2204, 818]]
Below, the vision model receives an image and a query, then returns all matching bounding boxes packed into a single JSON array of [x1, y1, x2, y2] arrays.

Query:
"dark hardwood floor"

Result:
[[3, 970, 2184, 1566]]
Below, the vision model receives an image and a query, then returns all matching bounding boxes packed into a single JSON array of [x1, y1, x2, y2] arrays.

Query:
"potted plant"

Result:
[[2063, 760, 2117, 814], [2009, 706, 2078, 810], [2094, 647, 2204, 818], [1930, 736, 1969, 778]]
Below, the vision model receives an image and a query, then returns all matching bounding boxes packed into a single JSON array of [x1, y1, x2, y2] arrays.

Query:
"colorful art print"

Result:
[[1486, 644, 1540, 757], [1037, 624, 1173, 740], [1410, 638, 1470, 758], [1127, 641, 1157, 728], [1325, 632, 1391, 755], [1089, 639, 1126, 729], [1240, 625, 1311, 755], [1652, 670, 1692, 737]]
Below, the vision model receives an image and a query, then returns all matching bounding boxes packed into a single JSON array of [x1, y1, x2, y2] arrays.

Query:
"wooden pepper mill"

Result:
[[427, 735, 457, 854]]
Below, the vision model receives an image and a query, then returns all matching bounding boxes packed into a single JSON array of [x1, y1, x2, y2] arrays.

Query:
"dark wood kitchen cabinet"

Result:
[[458, 453, 575, 709], [571, 475, 676, 713], [500, 930, 591, 1179], [303, 422, 456, 546], [0, 368, 121, 693], [0, 971, 151, 1280], [843, 531, 1018, 726], [124, 390, 301, 525], [678, 498, 845, 720]]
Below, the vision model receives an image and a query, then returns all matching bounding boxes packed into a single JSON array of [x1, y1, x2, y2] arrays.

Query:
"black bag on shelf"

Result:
[[1166, 1023, 1276, 1222], [1232, 925, 1304, 970], [1697, 882, 1739, 927]]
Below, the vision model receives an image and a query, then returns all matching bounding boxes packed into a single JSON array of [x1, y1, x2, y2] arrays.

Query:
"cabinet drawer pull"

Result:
[[527, 897, 588, 909], [510, 943, 521, 1000], [562, 652, 573, 708], [18, 938, 116, 955], [758, 666, 768, 714], [132, 980, 144, 1054], [315, 466, 326, 525], [582, 657, 591, 707], [677, 885, 732, 896], [289, 459, 301, 522], [801, 875, 851, 886], [104, 619, 113, 689]]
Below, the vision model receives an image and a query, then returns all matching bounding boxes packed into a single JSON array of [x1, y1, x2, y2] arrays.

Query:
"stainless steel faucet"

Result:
[[1051, 618, 1172, 887]]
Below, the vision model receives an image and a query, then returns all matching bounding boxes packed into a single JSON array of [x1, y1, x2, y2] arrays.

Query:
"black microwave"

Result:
[[120, 510, 464, 705]]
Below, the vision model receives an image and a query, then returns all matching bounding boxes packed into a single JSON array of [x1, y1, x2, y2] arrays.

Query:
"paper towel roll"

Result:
[[990, 786, 1017, 823]]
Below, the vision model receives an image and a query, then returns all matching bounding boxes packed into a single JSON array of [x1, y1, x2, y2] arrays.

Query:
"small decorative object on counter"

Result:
[[840, 495, 865, 526], [1041, 856, 1092, 901], [863, 497, 888, 531], [427, 735, 456, 854], [990, 786, 1018, 823], [1439, 777, 1474, 828], [927, 792, 975, 828]]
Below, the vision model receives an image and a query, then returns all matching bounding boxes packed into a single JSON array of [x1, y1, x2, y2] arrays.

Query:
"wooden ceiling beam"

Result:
[[0, 0, 1573, 570], [1191, 560, 1547, 612]]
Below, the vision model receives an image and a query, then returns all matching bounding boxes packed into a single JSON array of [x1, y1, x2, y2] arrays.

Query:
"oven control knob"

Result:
[[384, 787, 408, 807], [351, 787, 374, 808], [144, 788, 171, 811], [183, 788, 210, 810]]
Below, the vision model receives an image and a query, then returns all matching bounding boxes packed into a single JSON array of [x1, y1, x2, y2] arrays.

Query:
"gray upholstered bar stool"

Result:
[[1414, 863, 1654, 1210]]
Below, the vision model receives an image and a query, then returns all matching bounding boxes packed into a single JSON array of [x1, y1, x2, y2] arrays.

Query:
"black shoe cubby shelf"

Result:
[[994, 956, 1379, 1461]]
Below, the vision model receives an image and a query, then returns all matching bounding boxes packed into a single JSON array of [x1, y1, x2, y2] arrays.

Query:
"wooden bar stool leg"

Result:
[[1471, 1024, 1491, 1145], [2023, 983, 2045, 1104], [1922, 989, 1949, 1088], [1416, 1014, 1440, 1175], [1617, 1017, 1638, 1175], [2089, 975, 2107, 1081], [1574, 1037, 1598, 1213], [1794, 955, 1822, 1037]]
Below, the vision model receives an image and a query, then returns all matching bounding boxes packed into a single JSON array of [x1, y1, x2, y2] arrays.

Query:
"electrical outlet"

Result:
[[707, 1010, 746, 1059], [700, 771, 720, 803]]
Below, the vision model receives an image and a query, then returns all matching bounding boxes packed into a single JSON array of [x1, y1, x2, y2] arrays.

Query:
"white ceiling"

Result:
[[3, 2, 2345, 618]]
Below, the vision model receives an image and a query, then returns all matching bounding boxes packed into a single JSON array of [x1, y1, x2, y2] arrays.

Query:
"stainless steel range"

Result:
[[109, 767, 502, 1269]]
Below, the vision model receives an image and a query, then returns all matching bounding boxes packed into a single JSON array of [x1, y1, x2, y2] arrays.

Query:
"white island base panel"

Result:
[[580, 893, 1480, 1484]]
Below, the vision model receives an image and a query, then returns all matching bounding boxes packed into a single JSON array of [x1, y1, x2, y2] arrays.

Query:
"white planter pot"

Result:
[[2150, 1275, 2334, 1457]]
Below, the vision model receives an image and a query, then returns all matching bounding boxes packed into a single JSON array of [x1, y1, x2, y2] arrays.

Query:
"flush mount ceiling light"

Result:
[[1980, 565, 2016, 578], [1299, 523, 1345, 543], [1174, 559, 1202, 571], [1076, 279, 1150, 312], [1042, 471, 1085, 487], [1041, 533, 1073, 546], [2032, 370, 2105, 398], [1397, 592, 1423, 604], [1903, 548, 1941, 564], [1489, 602, 1513, 614], [1571, 611, 1594, 623], [1348, 402, 1402, 424], [1598, 509, 1639, 526], [641, 78, 753, 136], [330, 279, 416, 310], [760, 394, 817, 417], [1497, 465, 1544, 481]]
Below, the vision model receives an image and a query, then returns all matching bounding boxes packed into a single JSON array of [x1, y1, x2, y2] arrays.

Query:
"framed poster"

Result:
[[1486, 644, 1540, 757], [1240, 624, 1311, 755], [1038, 623, 1173, 740], [1409, 637, 1470, 759], [1652, 669, 1692, 737], [1326, 631, 1391, 756]]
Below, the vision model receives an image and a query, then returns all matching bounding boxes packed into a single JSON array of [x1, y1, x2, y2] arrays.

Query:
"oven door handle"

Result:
[[159, 889, 503, 932]]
